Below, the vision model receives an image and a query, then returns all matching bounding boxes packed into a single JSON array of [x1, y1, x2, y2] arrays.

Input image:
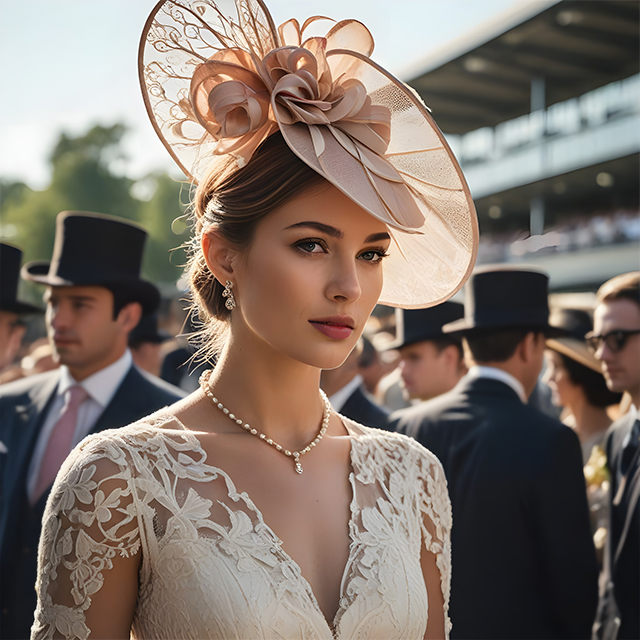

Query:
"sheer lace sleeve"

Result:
[[414, 446, 453, 638], [31, 434, 142, 640]]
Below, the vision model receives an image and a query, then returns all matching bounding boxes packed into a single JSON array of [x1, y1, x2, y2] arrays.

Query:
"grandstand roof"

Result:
[[404, 0, 640, 134]]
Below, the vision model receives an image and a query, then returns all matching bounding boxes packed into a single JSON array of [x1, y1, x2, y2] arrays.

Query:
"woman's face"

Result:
[[227, 184, 390, 370], [543, 349, 580, 408]]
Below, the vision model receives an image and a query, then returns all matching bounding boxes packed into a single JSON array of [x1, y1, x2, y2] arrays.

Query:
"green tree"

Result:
[[1, 123, 140, 265], [1, 123, 191, 288], [139, 173, 191, 285]]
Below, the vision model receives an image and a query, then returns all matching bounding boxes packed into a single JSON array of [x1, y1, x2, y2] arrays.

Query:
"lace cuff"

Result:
[[31, 437, 141, 640]]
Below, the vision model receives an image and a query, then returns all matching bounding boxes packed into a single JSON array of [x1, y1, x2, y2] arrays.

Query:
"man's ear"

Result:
[[520, 331, 542, 364], [202, 227, 237, 283], [117, 302, 143, 334]]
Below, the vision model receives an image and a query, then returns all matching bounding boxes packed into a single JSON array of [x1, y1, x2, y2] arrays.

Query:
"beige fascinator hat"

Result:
[[139, 0, 478, 308]]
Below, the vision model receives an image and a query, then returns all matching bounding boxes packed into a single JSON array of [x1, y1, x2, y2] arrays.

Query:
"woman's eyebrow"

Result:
[[285, 223, 390, 244], [366, 232, 391, 242], [285, 221, 343, 238]]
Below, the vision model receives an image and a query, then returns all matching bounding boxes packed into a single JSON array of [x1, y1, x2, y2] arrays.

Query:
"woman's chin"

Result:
[[289, 344, 358, 372]]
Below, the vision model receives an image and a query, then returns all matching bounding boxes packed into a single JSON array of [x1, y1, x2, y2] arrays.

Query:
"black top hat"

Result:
[[22, 212, 160, 315], [0, 243, 42, 314], [387, 302, 464, 350], [443, 265, 564, 337], [129, 313, 172, 346]]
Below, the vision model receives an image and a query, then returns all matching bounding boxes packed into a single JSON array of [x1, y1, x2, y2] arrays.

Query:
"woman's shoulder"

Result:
[[66, 409, 196, 469], [341, 414, 445, 470]]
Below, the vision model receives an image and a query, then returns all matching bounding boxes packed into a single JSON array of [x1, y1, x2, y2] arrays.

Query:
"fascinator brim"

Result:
[[138, 0, 478, 308]]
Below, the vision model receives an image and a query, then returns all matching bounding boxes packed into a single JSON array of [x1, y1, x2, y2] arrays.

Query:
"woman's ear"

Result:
[[202, 227, 236, 283]]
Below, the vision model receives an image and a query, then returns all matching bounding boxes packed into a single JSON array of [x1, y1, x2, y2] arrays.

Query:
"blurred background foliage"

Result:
[[0, 123, 191, 300]]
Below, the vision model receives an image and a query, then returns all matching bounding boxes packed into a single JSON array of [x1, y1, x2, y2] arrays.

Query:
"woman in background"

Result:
[[545, 308, 622, 462]]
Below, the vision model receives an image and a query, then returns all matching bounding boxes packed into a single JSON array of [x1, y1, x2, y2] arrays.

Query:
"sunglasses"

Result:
[[585, 329, 640, 354]]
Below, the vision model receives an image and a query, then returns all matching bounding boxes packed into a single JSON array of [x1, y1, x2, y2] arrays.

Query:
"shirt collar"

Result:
[[58, 349, 133, 408], [328, 374, 364, 413], [466, 365, 527, 403]]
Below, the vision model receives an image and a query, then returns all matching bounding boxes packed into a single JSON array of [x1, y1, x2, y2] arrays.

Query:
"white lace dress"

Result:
[[31, 414, 452, 640]]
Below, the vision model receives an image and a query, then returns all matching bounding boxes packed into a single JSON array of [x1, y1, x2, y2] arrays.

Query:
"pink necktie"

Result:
[[32, 385, 88, 504]]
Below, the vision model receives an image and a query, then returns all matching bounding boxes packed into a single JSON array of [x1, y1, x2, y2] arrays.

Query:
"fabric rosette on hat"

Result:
[[139, 0, 478, 308]]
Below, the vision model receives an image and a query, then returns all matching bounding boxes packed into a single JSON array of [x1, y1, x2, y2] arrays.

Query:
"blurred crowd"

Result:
[[0, 211, 638, 639], [478, 208, 640, 263]]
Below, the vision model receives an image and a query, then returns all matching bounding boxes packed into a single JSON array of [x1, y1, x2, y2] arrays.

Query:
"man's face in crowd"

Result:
[[45, 285, 138, 381], [0, 310, 26, 370], [593, 298, 640, 398], [399, 340, 465, 401]]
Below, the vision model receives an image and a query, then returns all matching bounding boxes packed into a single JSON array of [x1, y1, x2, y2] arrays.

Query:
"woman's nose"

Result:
[[326, 258, 361, 303]]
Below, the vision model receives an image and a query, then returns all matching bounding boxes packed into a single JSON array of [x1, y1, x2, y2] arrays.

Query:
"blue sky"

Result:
[[0, 0, 528, 189]]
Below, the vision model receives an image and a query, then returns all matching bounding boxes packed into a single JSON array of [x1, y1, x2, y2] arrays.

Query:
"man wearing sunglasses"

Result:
[[591, 271, 640, 640]]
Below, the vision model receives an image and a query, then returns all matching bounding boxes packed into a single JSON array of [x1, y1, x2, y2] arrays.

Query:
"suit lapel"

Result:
[[0, 372, 60, 550], [5, 372, 60, 499]]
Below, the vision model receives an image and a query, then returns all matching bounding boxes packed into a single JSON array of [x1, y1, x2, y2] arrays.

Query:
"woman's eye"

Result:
[[296, 240, 325, 254], [359, 249, 388, 264]]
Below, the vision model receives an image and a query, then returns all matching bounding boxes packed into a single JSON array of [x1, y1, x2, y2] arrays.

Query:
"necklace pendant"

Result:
[[295, 461, 303, 474], [293, 453, 303, 474]]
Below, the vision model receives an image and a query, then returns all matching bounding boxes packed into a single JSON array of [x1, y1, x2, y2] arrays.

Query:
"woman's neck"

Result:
[[205, 330, 327, 451], [568, 395, 611, 443]]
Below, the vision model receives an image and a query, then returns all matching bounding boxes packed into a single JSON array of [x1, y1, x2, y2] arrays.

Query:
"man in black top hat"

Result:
[[0, 212, 185, 639], [591, 272, 640, 640], [388, 302, 466, 405], [394, 265, 598, 640], [0, 243, 41, 376]]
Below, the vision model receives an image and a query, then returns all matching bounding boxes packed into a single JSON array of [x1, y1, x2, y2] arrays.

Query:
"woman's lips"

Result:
[[309, 317, 354, 340]]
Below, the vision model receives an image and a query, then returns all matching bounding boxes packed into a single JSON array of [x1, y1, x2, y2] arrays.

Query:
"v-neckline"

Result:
[[160, 417, 360, 637]]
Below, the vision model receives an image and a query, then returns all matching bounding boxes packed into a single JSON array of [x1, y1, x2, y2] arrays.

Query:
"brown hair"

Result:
[[188, 132, 326, 355], [464, 329, 542, 364], [596, 271, 640, 306]]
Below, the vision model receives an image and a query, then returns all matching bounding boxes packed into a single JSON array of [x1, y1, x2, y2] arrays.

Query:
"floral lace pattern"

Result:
[[32, 415, 452, 639]]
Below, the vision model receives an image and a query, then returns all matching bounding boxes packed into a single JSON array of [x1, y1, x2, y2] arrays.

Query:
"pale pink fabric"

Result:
[[138, 1, 479, 310], [32, 385, 88, 504]]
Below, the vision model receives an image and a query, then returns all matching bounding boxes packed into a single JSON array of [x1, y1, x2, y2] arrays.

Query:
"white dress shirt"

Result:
[[328, 374, 364, 413], [27, 350, 133, 501], [466, 365, 527, 404]]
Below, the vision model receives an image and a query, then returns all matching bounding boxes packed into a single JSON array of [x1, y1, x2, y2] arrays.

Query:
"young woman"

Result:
[[544, 309, 622, 463], [31, 1, 477, 638]]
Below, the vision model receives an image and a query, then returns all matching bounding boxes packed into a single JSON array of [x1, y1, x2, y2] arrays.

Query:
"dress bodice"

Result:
[[32, 413, 452, 640]]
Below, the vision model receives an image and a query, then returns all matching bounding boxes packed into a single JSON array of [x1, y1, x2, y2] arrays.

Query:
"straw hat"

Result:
[[546, 308, 601, 373], [138, 0, 478, 309]]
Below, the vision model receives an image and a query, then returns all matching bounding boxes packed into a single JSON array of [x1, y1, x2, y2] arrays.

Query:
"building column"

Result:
[[530, 195, 545, 236]]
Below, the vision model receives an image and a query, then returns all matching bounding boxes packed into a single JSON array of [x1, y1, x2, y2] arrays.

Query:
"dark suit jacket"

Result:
[[340, 385, 391, 431], [0, 366, 184, 639], [597, 411, 640, 640], [392, 375, 599, 640]]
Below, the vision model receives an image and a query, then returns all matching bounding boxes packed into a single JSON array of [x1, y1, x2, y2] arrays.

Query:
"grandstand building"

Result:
[[404, 0, 639, 290]]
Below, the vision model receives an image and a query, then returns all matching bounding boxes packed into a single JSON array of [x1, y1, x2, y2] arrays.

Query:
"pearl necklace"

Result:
[[199, 370, 331, 475]]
